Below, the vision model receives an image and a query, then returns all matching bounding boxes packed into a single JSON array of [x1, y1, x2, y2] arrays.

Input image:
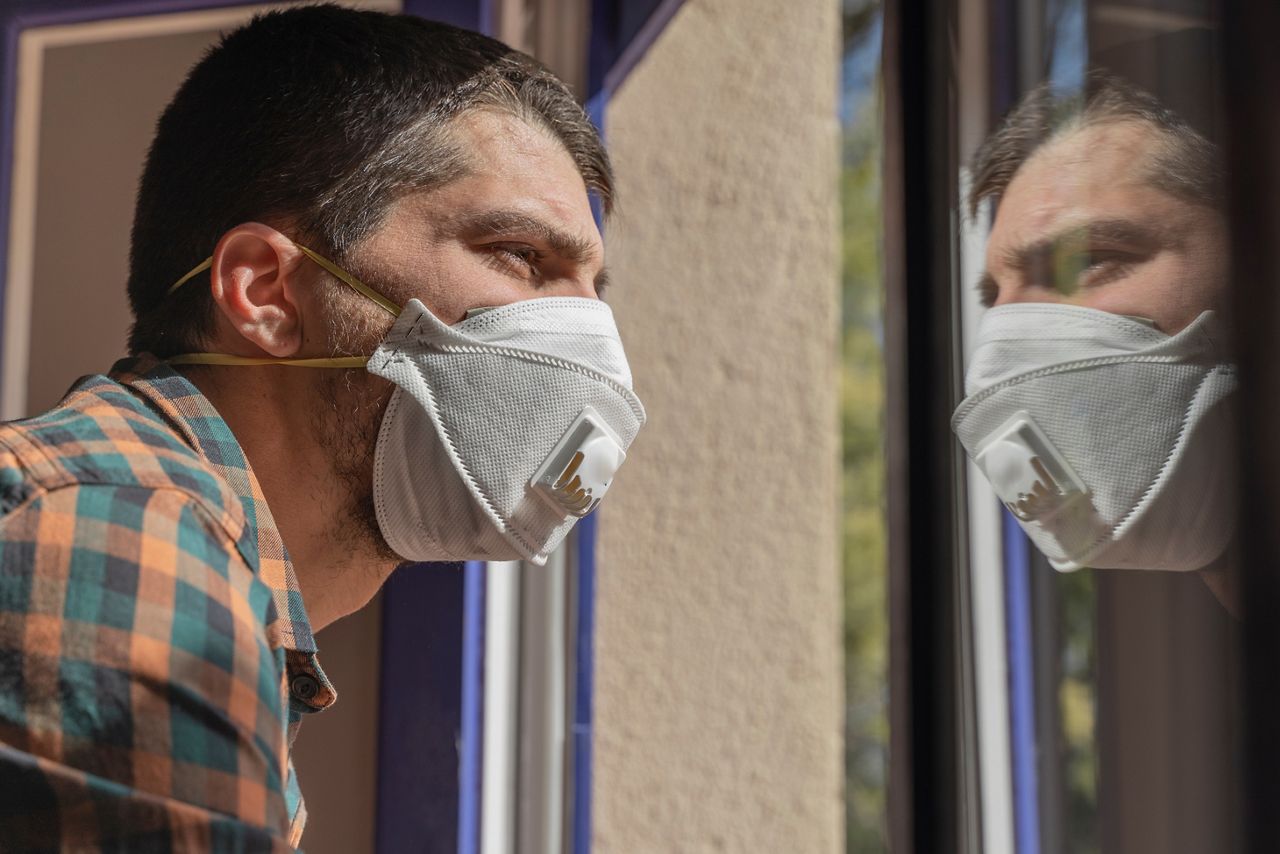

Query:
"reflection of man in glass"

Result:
[[953, 75, 1238, 608], [971, 78, 1226, 335]]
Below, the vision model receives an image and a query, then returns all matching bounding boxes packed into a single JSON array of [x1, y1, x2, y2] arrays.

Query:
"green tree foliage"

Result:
[[842, 68, 888, 854], [1058, 568, 1099, 852]]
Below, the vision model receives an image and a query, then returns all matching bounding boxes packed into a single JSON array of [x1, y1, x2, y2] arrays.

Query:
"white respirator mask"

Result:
[[951, 304, 1236, 572], [166, 243, 646, 566], [367, 296, 645, 564]]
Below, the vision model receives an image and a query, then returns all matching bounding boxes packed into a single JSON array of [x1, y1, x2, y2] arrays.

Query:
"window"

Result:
[[885, 1, 1253, 851]]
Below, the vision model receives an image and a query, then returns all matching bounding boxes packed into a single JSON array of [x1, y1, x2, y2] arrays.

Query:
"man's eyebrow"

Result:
[[449, 209, 601, 267], [1001, 217, 1170, 272], [975, 218, 1170, 308]]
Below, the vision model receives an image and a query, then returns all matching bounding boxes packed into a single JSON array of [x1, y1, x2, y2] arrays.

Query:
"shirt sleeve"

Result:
[[0, 483, 295, 852]]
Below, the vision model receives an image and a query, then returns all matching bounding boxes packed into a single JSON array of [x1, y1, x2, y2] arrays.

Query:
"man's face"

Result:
[[342, 108, 606, 326], [308, 108, 605, 564], [967, 117, 1238, 597], [980, 119, 1227, 333]]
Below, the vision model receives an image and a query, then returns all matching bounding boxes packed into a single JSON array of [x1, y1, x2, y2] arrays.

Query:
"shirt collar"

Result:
[[109, 353, 321, 657]]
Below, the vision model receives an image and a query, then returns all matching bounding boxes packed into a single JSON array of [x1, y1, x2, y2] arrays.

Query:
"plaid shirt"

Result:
[[0, 355, 336, 852]]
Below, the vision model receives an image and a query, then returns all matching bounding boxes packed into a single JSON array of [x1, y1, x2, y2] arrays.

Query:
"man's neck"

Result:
[[183, 366, 399, 632]]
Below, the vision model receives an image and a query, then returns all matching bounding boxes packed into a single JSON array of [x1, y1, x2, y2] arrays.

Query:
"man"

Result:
[[0, 5, 643, 850], [952, 74, 1238, 608]]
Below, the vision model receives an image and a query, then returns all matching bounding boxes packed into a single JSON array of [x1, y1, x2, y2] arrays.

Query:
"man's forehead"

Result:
[[988, 120, 1175, 255], [453, 108, 562, 160], [450, 110, 587, 197], [431, 110, 602, 248], [1005, 121, 1162, 206]]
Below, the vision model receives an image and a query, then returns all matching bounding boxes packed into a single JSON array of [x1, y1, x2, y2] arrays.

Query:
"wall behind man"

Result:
[[595, 0, 844, 850]]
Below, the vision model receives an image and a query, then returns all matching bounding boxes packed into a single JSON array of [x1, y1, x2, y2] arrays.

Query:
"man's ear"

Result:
[[207, 223, 308, 358]]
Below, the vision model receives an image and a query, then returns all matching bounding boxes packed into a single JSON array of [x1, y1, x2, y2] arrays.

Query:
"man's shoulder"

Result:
[[0, 372, 245, 540], [0, 481, 294, 846], [0, 386, 292, 834]]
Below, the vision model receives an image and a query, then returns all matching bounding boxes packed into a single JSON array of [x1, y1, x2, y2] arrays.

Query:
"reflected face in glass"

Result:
[[979, 119, 1228, 333]]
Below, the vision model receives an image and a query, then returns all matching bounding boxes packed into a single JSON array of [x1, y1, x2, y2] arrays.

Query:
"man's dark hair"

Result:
[[969, 71, 1221, 218], [128, 4, 612, 357]]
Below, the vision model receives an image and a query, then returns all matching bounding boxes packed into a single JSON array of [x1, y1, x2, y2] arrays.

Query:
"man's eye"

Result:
[[488, 244, 542, 276], [1042, 249, 1137, 294], [1073, 250, 1138, 288]]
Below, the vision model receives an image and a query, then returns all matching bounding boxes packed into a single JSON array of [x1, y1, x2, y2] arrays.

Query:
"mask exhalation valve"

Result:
[[531, 407, 627, 518]]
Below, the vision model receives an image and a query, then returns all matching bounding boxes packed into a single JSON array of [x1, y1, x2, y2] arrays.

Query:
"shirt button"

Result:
[[291, 674, 320, 702]]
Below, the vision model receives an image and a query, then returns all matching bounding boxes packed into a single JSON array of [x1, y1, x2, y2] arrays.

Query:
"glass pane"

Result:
[[953, 1, 1240, 851], [841, 1, 888, 851]]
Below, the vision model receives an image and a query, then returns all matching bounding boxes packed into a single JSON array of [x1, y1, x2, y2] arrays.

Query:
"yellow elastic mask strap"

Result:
[[165, 242, 402, 317], [166, 353, 370, 368], [167, 257, 212, 295], [164, 241, 401, 368], [293, 245, 402, 317]]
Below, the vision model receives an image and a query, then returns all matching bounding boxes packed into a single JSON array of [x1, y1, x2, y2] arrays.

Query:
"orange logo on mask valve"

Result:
[[549, 451, 599, 516], [1006, 456, 1070, 522], [530, 407, 627, 522]]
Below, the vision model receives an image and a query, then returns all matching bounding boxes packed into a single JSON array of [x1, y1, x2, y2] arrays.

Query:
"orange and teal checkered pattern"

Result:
[[0, 355, 335, 851]]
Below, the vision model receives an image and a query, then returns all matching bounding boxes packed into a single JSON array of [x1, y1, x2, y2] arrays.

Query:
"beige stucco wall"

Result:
[[595, 0, 844, 851]]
